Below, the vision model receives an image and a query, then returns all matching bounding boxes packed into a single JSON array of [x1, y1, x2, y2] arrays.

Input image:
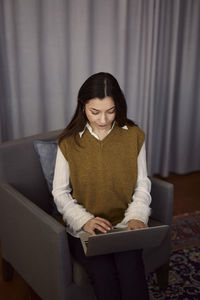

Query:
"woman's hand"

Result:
[[127, 219, 147, 230], [83, 217, 112, 235]]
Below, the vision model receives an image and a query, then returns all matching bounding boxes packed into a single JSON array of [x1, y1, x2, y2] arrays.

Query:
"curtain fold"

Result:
[[0, 0, 199, 176]]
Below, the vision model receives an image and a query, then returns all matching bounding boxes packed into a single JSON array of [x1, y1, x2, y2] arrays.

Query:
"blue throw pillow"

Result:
[[33, 140, 59, 216]]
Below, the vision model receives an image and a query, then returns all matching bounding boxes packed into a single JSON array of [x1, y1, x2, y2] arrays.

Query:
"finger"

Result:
[[127, 223, 142, 230], [127, 226, 136, 231], [142, 225, 147, 229], [128, 224, 147, 230], [95, 217, 112, 228], [92, 221, 109, 233], [95, 224, 108, 233], [87, 222, 107, 234], [85, 220, 108, 233], [136, 223, 147, 229]]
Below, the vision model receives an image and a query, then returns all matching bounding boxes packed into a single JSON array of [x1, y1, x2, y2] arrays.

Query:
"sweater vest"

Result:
[[59, 124, 145, 226]]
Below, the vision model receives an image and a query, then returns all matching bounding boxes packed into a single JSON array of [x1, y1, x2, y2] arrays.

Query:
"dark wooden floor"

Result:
[[0, 172, 200, 300]]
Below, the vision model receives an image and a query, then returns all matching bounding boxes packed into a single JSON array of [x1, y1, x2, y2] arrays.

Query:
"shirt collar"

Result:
[[79, 122, 128, 138]]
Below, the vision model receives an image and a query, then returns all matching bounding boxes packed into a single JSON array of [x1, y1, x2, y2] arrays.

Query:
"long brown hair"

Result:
[[58, 72, 136, 144]]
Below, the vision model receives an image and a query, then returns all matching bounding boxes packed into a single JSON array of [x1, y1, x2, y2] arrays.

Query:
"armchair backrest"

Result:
[[0, 130, 61, 213]]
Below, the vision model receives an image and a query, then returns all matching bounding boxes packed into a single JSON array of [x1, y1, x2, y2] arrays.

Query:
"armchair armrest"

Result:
[[150, 177, 174, 225], [0, 183, 72, 300]]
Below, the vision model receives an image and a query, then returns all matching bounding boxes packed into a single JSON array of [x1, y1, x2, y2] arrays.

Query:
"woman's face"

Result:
[[85, 97, 116, 132]]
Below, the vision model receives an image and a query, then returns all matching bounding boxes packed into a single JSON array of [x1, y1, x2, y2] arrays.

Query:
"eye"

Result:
[[108, 109, 116, 114], [91, 111, 99, 115]]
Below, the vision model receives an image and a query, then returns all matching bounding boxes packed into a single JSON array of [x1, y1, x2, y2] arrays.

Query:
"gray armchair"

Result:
[[0, 130, 173, 300]]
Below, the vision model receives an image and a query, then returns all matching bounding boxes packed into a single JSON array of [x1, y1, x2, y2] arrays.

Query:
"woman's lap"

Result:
[[68, 234, 149, 300]]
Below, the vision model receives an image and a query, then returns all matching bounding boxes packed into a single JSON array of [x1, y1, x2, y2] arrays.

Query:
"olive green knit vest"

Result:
[[59, 124, 145, 226]]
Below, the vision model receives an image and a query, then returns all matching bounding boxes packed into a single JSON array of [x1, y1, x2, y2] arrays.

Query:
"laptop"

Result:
[[80, 219, 169, 256]]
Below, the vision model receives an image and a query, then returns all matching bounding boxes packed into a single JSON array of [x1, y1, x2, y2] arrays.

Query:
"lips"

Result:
[[98, 124, 107, 128]]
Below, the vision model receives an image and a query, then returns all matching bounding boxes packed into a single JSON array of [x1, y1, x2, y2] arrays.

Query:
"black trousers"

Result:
[[68, 234, 149, 300]]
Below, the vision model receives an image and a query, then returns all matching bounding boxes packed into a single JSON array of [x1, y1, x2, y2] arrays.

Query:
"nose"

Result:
[[99, 113, 107, 124]]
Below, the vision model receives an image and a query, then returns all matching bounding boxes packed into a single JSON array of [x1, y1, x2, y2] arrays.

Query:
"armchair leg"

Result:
[[156, 263, 169, 290], [2, 258, 14, 281]]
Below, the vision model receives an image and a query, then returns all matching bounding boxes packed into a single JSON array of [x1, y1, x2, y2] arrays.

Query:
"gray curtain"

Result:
[[0, 0, 200, 176]]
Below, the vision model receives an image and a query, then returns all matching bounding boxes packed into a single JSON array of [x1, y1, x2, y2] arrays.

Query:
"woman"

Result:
[[52, 72, 151, 300]]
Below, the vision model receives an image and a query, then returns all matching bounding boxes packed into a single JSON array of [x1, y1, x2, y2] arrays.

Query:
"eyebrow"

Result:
[[90, 106, 115, 112]]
